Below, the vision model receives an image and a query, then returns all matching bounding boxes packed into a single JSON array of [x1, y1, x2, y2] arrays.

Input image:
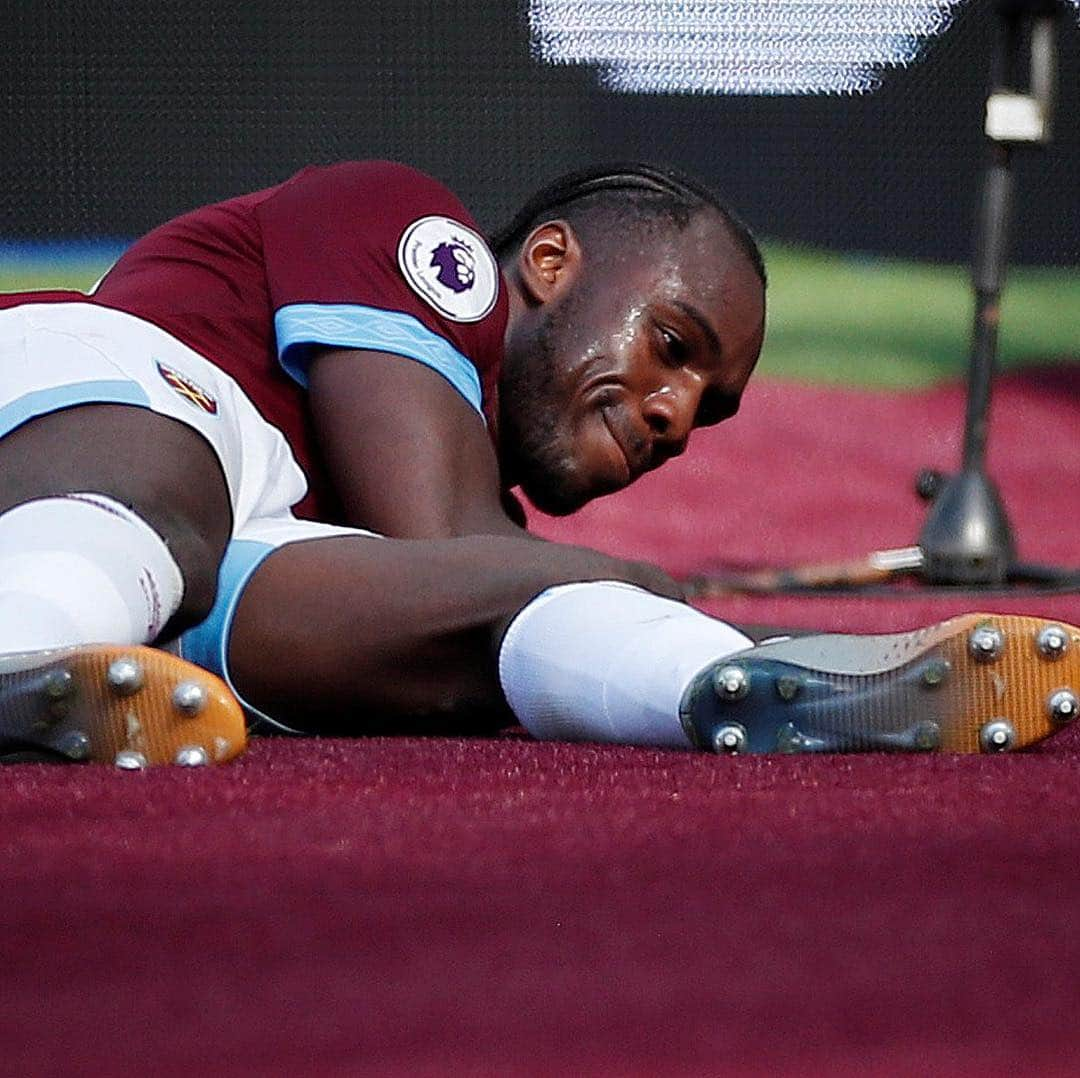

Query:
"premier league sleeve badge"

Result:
[[396, 216, 499, 323]]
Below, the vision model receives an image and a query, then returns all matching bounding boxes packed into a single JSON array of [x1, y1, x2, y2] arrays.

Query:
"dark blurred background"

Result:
[[2, 0, 1077, 264]]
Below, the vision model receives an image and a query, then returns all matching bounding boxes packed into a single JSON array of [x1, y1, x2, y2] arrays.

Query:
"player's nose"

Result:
[[641, 384, 698, 457]]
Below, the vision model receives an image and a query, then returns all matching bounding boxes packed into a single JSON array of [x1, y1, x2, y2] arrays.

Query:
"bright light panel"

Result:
[[529, 0, 969, 95]]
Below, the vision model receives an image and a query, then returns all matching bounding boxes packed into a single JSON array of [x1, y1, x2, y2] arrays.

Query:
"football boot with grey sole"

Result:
[[679, 614, 1080, 755], [0, 645, 246, 767]]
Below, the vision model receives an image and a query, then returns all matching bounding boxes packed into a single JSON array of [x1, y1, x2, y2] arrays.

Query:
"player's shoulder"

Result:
[[263, 160, 500, 325], [278, 160, 473, 218]]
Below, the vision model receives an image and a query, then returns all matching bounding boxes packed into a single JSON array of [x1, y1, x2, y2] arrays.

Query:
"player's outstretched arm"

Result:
[[309, 346, 524, 541]]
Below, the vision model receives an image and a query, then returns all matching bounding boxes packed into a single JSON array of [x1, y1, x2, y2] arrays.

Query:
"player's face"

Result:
[[502, 212, 765, 516]]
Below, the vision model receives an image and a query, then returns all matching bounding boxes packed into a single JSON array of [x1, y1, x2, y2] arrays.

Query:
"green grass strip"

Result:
[[760, 243, 1080, 388]]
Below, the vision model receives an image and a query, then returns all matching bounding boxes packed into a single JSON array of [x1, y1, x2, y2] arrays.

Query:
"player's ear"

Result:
[[517, 220, 582, 304]]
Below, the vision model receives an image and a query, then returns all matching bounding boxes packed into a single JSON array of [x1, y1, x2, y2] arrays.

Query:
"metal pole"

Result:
[[915, 4, 1042, 585], [962, 142, 1013, 472]]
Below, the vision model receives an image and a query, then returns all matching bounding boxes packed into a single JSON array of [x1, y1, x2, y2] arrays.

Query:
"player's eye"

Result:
[[656, 324, 689, 366]]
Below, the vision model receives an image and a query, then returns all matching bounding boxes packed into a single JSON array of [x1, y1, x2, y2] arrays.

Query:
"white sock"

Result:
[[0, 494, 184, 652], [498, 581, 753, 748]]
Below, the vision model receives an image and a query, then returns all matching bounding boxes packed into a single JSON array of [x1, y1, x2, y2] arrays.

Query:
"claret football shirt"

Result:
[[3, 161, 509, 520]]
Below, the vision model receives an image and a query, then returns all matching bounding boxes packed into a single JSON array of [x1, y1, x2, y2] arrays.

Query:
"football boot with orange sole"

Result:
[[680, 614, 1080, 754], [0, 645, 246, 767]]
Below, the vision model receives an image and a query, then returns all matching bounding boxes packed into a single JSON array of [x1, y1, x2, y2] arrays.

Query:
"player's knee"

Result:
[[155, 515, 227, 627]]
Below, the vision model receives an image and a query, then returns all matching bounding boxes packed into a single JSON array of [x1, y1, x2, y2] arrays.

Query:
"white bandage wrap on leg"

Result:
[[0, 494, 184, 652], [498, 581, 753, 748]]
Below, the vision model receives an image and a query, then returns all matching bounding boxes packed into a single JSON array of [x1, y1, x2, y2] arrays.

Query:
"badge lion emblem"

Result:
[[430, 241, 476, 294]]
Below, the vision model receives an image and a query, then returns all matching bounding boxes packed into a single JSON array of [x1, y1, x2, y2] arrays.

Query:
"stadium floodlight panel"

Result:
[[529, 0, 969, 95], [539, 30, 922, 67]]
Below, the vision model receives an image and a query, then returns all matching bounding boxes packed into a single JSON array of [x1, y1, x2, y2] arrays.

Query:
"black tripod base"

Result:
[[917, 468, 1017, 585]]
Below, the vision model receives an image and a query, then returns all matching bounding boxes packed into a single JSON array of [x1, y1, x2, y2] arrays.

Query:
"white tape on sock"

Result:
[[498, 580, 752, 748], [0, 494, 184, 652]]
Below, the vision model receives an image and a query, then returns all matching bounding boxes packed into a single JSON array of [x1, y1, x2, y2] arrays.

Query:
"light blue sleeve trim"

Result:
[[273, 302, 484, 417], [178, 540, 304, 734], [0, 380, 150, 438]]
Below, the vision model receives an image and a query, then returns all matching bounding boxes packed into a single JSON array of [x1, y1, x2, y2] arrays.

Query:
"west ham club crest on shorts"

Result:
[[397, 216, 498, 323], [156, 361, 218, 415]]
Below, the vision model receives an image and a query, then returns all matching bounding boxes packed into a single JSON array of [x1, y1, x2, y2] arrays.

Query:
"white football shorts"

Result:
[[0, 301, 308, 524], [0, 301, 376, 730]]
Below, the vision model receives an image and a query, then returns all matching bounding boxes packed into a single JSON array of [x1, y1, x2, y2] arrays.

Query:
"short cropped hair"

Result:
[[491, 162, 766, 287]]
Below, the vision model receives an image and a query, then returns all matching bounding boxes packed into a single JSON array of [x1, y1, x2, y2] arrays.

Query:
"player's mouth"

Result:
[[600, 408, 644, 487]]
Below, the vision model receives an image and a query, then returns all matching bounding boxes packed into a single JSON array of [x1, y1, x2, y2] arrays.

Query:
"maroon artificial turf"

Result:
[[4, 369, 1079, 1075]]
